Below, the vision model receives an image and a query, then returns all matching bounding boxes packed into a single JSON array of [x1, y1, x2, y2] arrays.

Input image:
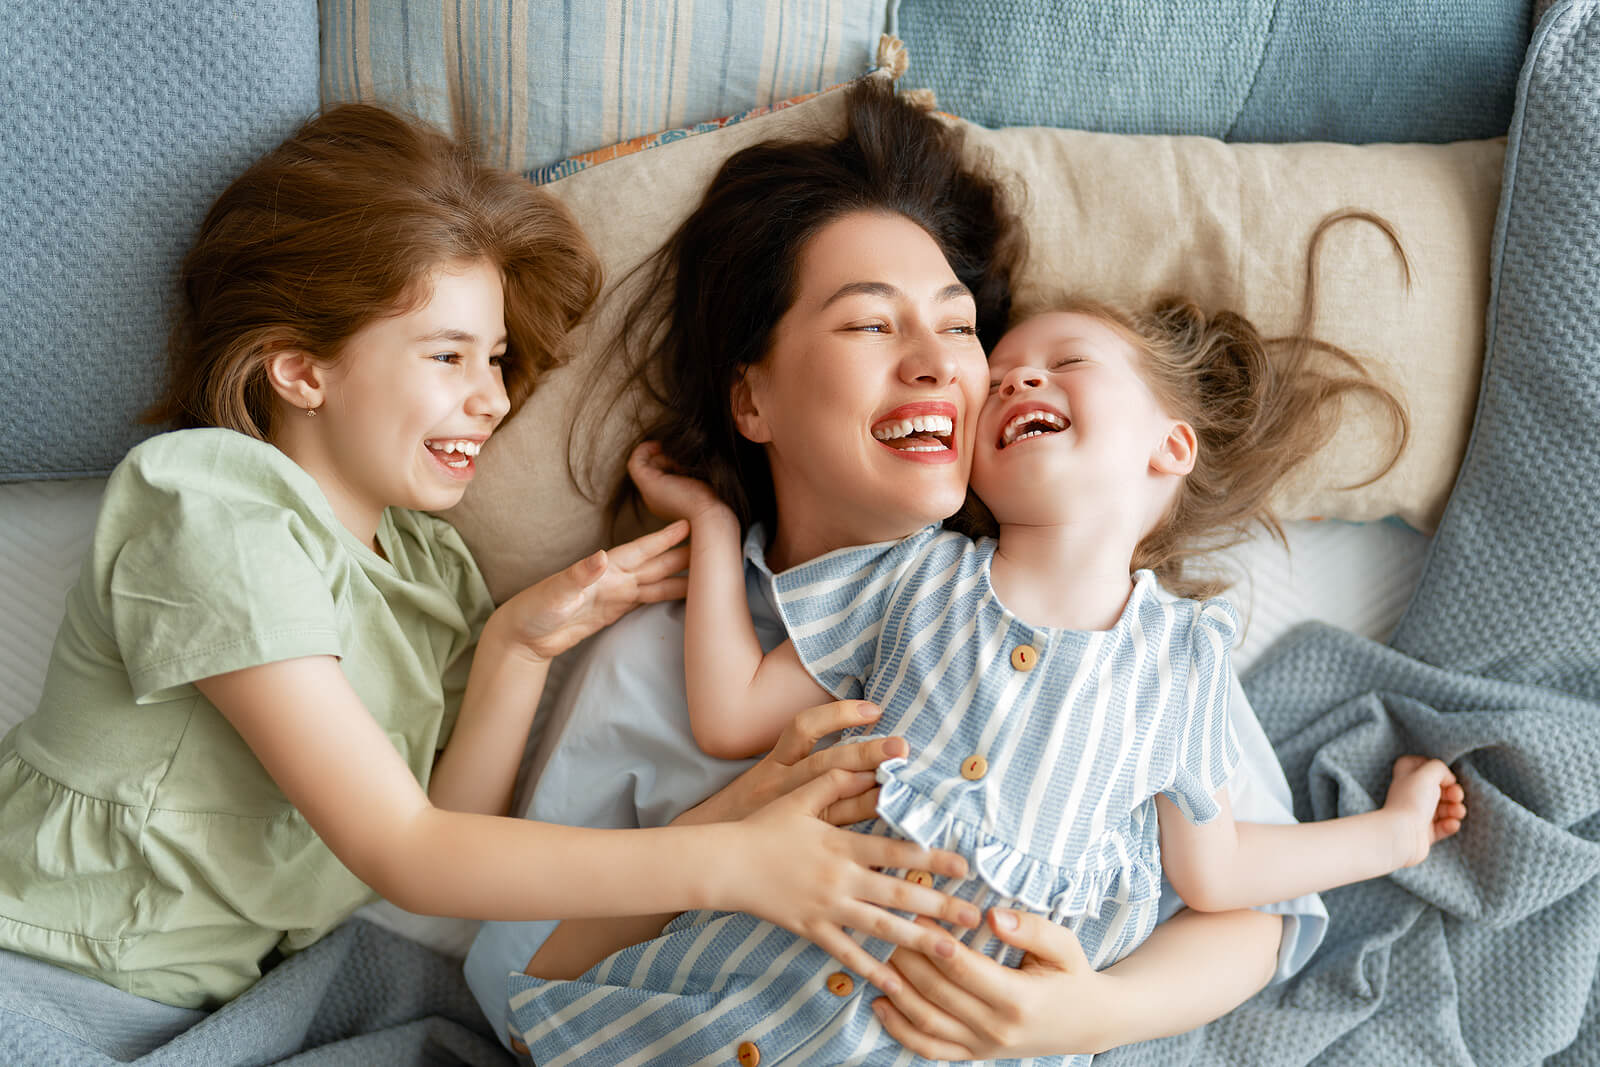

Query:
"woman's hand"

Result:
[[495, 521, 691, 661], [628, 440, 731, 525], [680, 699, 982, 994], [872, 911, 1116, 1060]]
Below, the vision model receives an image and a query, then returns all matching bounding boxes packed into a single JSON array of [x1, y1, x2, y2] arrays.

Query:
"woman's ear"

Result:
[[1151, 420, 1197, 476], [265, 349, 326, 414], [730, 367, 772, 444]]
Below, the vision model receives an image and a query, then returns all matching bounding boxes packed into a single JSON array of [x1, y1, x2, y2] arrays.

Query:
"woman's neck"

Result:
[[988, 516, 1142, 631]]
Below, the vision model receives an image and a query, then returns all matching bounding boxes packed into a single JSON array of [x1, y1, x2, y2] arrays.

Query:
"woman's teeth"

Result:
[[426, 439, 481, 468], [873, 414, 954, 451]]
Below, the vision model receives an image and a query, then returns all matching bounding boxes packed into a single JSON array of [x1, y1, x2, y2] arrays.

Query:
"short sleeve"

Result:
[[769, 530, 933, 701], [99, 443, 343, 703], [1161, 597, 1243, 824]]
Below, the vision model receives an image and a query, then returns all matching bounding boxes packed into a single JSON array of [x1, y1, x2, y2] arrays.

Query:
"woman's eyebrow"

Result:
[[820, 280, 975, 308]]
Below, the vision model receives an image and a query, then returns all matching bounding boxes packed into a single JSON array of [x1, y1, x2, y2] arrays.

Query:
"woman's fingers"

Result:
[[629, 544, 691, 584], [870, 994, 979, 1062], [769, 700, 882, 765], [877, 944, 990, 1046], [634, 576, 689, 604], [891, 922, 996, 1019], [820, 785, 879, 826], [987, 908, 1090, 973]]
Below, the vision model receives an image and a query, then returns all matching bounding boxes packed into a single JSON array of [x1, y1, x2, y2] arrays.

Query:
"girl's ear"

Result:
[[265, 349, 326, 413], [730, 366, 772, 444], [1151, 419, 1197, 476]]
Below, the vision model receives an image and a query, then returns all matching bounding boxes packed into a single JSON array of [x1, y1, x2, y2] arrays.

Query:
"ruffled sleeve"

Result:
[[1161, 597, 1243, 824], [770, 527, 937, 700]]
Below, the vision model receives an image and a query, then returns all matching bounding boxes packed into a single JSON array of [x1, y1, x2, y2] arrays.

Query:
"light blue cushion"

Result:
[[893, 0, 1532, 143], [320, 0, 891, 173], [1390, 0, 1600, 700], [0, 1, 321, 482]]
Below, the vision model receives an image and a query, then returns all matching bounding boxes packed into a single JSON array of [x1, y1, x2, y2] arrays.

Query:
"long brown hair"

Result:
[[148, 103, 601, 438], [599, 77, 1026, 535], [961, 210, 1412, 599]]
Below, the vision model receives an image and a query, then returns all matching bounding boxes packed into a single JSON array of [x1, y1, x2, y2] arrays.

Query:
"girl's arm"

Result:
[[629, 442, 828, 759], [522, 699, 911, 980], [1156, 755, 1467, 912], [197, 659, 977, 990], [429, 520, 692, 814]]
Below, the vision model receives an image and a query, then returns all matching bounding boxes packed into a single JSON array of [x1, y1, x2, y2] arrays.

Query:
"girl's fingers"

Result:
[[854, 869, 979, 929], [607, 520, 690, 568], [870, 996, 978, 1062], [631, 545, 691, 584], [634, 577, 689, 604], [820, 786, 879, 827], [849, 834, 968, 882], [837, 898, 967, 960]]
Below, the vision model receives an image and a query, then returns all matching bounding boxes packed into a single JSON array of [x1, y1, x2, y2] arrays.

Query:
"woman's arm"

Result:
[[871, 906, 1283, 1059], [629, 442, 829, 759], [1156, 757, 1466, 912]]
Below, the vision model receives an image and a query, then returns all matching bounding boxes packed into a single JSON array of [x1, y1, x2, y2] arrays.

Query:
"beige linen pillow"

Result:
[[445, 73, 1503, 603]]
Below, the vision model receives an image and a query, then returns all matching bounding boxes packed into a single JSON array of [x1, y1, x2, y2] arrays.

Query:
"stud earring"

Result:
[[306, 403, 319, 418]]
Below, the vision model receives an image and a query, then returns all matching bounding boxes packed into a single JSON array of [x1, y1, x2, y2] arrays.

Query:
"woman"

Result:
[[465, 78, 1325, 1061]]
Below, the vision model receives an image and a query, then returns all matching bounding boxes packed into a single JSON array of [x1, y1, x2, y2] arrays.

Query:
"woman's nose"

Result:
[[899, 327, 962, 385]]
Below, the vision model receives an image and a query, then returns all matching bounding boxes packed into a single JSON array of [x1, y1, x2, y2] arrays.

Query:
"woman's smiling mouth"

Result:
[[870, 402, 959, 462]]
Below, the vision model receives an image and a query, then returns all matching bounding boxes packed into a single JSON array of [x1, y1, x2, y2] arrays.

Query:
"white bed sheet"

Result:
[[0, 477, 1431, 957]]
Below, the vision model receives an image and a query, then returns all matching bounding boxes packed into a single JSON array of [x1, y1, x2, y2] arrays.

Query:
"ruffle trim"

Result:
[[876, 763, 1161, 922]]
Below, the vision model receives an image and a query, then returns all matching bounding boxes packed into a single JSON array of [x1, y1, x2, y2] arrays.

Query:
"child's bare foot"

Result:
[[1382, 755, 1466, 868]]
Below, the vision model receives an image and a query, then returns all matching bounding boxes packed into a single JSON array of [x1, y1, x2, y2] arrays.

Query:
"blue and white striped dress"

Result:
[[509, 526, 1241, 1066]]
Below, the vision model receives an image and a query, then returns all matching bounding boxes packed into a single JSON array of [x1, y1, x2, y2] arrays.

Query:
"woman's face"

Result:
[[735, 211, 987, 569]]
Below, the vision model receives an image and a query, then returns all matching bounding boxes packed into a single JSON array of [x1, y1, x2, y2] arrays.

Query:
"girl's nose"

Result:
[[999, 366, 1045, 395], [469, 364, 512, 421]]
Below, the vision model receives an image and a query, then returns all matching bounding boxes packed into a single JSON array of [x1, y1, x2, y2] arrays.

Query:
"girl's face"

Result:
[[304, 258, 512, 532], [971, 311, 1191, 529], [736, 212, 988, 567]]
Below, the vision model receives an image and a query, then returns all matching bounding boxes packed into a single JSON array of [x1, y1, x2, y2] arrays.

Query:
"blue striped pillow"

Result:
[[320, 0, 891, 172]]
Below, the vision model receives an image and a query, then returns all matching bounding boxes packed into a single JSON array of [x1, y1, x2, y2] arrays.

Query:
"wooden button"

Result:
[[737, 1040, 761, 1066], [1010, 644, 1038, 671], [961, 754, 988, 780], [509, 1034, 529, 1055], [905, 869, 935, 887], [826, 971, 855, 997]]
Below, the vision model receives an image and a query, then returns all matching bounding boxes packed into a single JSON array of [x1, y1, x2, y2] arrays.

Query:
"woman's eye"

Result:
[[431, 352, 460, 364], [945, 324, 978, 336], [853, 322, 888, 333]]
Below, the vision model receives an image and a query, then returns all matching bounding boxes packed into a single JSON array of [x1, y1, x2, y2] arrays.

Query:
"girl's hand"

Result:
[[628, 440, 731, 524], [680, 700, 981, 994], [1383, 755, 1467, 868], [726, 765, 981, 997], [872, 911, 1113, 1060], [497, 522, 691, 661]]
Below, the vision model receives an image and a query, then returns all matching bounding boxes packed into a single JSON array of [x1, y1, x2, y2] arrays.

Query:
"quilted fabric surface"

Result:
[[0, 0, 320, 481], [895, 0, 1532, 143]]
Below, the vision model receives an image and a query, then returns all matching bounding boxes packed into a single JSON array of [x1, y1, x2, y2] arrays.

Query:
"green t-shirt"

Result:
[[0, 428, 494, 1008]]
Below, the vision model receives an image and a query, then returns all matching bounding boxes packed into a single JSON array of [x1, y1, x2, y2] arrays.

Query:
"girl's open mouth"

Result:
[[997, 409, 1069, 449]]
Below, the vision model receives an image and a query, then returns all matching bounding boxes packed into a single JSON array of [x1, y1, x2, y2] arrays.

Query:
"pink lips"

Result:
[[871, 400, 960, 465]]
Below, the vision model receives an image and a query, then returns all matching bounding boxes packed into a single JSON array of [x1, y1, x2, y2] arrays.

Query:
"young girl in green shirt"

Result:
[[0, 103, 975, 1014]]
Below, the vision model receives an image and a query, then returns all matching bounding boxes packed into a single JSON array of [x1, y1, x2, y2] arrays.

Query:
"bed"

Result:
[[4, 1, 1597, 1064]]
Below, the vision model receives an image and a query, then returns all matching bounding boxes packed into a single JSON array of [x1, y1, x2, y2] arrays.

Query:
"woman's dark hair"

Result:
[[601, 76, 1025, 534], [148, 103, 601, 437]]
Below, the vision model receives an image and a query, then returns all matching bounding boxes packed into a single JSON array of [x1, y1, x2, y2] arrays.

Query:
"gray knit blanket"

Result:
[[1105, 5, 1600, 1063]]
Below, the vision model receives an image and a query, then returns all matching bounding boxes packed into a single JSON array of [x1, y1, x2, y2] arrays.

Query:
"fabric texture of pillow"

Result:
[[320, 0, 891, 173], [0, 0, 321, 482], [444, 51, 1503, 604], [893, 0, 1533, 144]]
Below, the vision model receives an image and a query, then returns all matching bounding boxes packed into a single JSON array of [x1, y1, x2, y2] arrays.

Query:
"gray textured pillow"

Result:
[[0, 1, 321, 482]]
